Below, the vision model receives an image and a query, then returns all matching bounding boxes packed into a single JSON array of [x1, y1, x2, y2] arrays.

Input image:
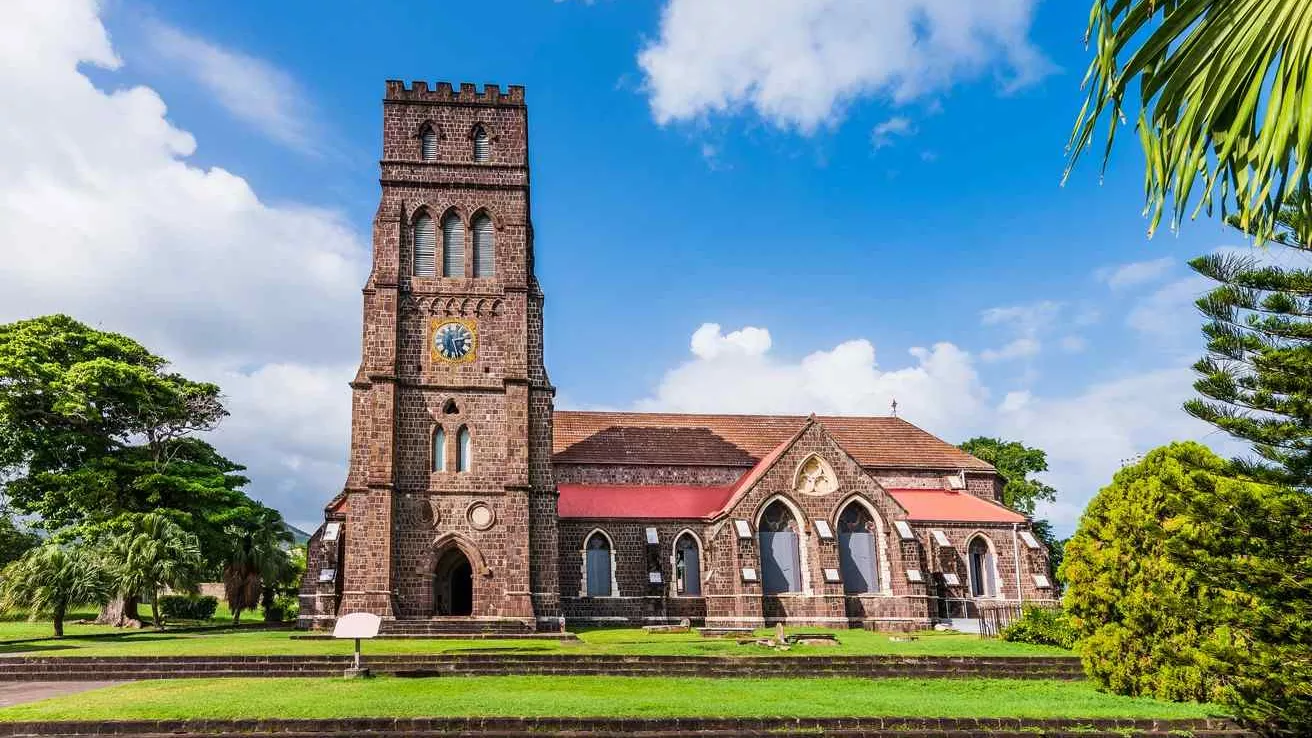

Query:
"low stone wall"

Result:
[[0, 716, 1251, 737], [0, 654, 1085, 681]]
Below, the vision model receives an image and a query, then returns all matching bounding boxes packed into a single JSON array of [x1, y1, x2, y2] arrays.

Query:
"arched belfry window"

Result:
[[420, 127, 438, 161], [472, 214, 495, 278], [585, 531, 613, 597], [758, 500, 802, 594], [413, 213, 436, 277], [674, 533, 701, 596], [473, 126, 490, 163], [456, 426, 471, 472], [837, 503, 878, 594], [432, 426, 446, 472], [442, 213, 465, 277], [967, 536, 997, 598]]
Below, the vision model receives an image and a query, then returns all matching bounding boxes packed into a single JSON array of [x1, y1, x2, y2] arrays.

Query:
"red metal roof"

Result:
[[557, 484, 735, 519], [886, 488, 1026, 523], [553, 411, 993, 471]]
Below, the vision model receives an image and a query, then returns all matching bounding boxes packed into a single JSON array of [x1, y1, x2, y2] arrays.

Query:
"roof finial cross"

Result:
[[890, 398, 898, 417]]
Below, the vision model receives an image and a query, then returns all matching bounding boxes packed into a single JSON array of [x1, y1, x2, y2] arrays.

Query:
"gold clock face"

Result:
[[431, 319, 477, 363]]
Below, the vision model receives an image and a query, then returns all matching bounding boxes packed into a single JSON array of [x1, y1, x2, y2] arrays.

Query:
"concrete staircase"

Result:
[[376, 618, 537, 638]]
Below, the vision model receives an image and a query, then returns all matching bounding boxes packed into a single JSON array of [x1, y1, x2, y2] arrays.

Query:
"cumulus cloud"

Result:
[[639, 323, 1235, 532], [0, 0, 366, 528], [143, 20, 321, 155], [639, 324, 988, 435], [1096, 257, 1175, 290], [638, 0, 1052, 131], [1126, 276, 1209, 338], [979, 337, 1040, 363]]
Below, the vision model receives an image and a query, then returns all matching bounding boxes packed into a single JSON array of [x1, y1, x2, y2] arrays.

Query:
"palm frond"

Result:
[[1067, 0, 1312, 244]]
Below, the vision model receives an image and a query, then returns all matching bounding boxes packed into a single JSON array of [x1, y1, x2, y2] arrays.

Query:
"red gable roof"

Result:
[[557, 484, 734, 519], [886, 488, 1026, 523], [553, 411, 992, 471]]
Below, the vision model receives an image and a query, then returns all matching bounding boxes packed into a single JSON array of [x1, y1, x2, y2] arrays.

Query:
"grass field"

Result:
[[0, 676, 1222, 721], [0, 619, 1071, 658]]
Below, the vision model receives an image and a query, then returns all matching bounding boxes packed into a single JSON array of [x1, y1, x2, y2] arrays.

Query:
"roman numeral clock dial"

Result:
[[431, 319, 477, 363]]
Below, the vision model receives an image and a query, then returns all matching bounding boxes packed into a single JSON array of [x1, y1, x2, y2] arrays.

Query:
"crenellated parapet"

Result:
[[385, 80, 526, 105]]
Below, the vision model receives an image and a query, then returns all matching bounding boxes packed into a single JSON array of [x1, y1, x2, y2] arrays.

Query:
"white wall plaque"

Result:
[[893, 521, 915, 540], [906, 569, 923, 583], [1032, 574, 1051, 588], [813, 520, 833, 540], [648, 571, 662, 584], [943, 572, 961, 586], [318, 568, 336, 582], [734, 520, 753, 539], [645, 527, 659, 545], [322, 522, 341, 542], [741, 567, 758, 582], [931, 529, 952, 547], [1019, 531, 1041, 549], [823, 567, 841, 583]]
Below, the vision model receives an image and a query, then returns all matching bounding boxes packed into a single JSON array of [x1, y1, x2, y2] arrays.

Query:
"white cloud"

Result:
[[639, 323, 1237, 533], [1097, 257, 1175, 290], [1058, 335, 1088, 353], [637, 0, 1052, 131], [980, 337, 1040, 363], [0, 0, 365, 528], [143, 20, 321, 155], [1126, 276, 1208, 338], [871, 116, 914, 149], [980, 300, 1062, 334], [639, 324, 988, 435]]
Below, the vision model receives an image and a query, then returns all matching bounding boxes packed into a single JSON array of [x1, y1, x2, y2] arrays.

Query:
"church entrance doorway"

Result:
[[433, 548, 473, 616]]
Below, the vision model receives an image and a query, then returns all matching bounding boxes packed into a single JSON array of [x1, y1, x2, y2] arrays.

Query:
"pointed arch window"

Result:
[[442, 213, 465, 277], [432, 426, 446, 472], [585, 531, 613, 597], [472, 214, 495, 277], [456, 425, 471, 472], [758, 500, 802, 594], [473, 126, 490, 162], [967, 536, 997, 598], [413, 213, 436, 277], [420, 127, 438, 161], [837, 503, 878, 594], [674, 533, 701, 596]]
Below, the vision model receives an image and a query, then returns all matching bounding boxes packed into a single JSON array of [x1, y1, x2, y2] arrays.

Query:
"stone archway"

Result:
[[433, 547, 473, 616]]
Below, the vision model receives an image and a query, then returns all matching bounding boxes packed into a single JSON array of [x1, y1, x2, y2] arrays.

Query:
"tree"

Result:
[[221, 505, 292, 625], [958, 437, 1059, 515], [1066, 1, 1312, 243], [1185, 193, 1312, 488], [1063, 443, 1237, 702], [0, 511, 39, 569], [0, 543, 111, 637], [103, 513, 203, 629], [0, 315, 252, 625]]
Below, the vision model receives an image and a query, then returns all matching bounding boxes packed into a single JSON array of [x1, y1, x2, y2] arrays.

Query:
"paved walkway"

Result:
[[0, 681, 122, 707]]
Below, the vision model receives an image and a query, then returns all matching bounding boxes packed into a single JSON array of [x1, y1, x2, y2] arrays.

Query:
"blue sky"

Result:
[[0, 0, 1242, 534]]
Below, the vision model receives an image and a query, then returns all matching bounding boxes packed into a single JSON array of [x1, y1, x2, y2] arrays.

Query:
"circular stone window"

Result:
[[467, 502, 495, 531]]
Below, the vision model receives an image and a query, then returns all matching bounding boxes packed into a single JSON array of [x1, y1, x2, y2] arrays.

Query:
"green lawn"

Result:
[[0, 676, 1222, 721], [0, 622, 1070, 658]]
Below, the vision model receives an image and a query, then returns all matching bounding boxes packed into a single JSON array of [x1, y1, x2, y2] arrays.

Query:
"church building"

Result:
[[299, 81, 1054, 634]]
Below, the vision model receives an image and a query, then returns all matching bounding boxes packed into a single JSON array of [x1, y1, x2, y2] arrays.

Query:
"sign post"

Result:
[[332, 612, 382, 678]]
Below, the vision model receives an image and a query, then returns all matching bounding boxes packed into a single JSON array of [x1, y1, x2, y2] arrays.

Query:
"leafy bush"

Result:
[[266, 593, 298, 622], [1001, 606, 1078, 649], [157, 594, 217, 621]]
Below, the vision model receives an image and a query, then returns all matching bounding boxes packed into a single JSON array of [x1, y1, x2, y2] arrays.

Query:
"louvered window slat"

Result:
[[474, 128, 490, 162], [421, 129, 437, 161], [413, 214, 436, 277], [442, 214, 465, 277], [473, 215, 495, 277]]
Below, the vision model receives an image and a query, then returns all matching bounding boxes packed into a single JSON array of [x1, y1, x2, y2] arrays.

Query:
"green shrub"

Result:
[[268, 593, 298, 622], [1001, 606, 1078, 649], [157, 594, 218, 621]]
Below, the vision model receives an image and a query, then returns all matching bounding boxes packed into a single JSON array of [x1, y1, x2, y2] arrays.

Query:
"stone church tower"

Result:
[[335, 81, 559, 629]]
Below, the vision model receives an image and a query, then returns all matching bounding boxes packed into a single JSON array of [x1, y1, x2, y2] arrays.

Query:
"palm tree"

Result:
[[1066, 1, 1312, 243], [0, 543, 112, 637], [222, 506, 292, 625], [104, 513, 202, 629]]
